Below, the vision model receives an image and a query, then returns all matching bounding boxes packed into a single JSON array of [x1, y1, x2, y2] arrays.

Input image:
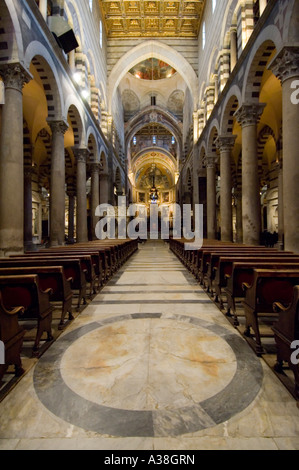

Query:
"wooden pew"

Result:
[[11, 253, 96, 298], [0, 292, 25, 382], [225, 261, 299, 326], [272, 285, 299, 401], [0, 275, 54, 356], [0, 267, 73, 330], [0, 258, 87, 309], [213, 254, 299, 309], [202, 248, 280, 290], [242, 269, 299, 355], [26, 248, 103, 289]]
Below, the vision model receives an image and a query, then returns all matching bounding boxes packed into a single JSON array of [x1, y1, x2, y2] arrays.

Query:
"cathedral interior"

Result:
[[1, 0, 299, 451]]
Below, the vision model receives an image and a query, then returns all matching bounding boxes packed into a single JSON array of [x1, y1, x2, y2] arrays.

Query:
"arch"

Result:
[[24, 41, 64, 120], [99, 149, 108, 173], [220, 86, 241, 134], [87, 132, 98, 163], [64, 0, 85, 49], [67, 103, 85, 148], [1, 0, 23, 63], [242, 25, 282, 102], [125, 105, 182, 149], [108, 40, 198, 113], [207, 120, 220, 154]]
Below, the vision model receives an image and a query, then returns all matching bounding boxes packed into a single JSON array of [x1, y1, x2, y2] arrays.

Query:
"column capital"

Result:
[[73, 147, 89, 163], [270, 46, 299, 83], [89, 162, 101, 173], [48, 119, 69, 135], [234, 103, 266, 127], [0, 63, 32, 92], [215, 135, 237, 152], [204, 155, 217, 169]]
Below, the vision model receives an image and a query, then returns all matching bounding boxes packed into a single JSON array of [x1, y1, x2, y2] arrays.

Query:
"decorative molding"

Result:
[[234, 103, 266, 127], [215, 135, 237, 152], [0, 63, 32, 92], [270, 46, 299, 83], [48, 120, 69, 136]]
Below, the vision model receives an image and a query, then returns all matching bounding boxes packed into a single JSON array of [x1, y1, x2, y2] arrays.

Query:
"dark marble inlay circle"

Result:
[[33, 314, 263, 437]]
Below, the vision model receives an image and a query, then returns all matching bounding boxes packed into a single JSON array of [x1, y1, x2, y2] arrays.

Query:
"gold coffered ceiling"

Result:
[[100, 1, 206, 38]]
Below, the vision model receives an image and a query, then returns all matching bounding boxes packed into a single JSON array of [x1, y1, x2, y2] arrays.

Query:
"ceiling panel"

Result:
[[99, 1, 206, 38]]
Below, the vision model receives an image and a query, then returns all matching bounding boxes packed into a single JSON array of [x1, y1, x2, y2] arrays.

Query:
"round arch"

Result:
[[242, 25, 282, 102], [108, 40, 198, 113], [24, 41, 64, 120], [220, 85, 242, 134], [1, 0, 23, 63]]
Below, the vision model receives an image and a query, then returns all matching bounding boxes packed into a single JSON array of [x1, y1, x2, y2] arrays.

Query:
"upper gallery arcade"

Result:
[[0, 0, 299, 255]]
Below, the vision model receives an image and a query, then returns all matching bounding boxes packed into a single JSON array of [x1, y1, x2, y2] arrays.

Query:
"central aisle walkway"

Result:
[[1, 240, 299, 450]]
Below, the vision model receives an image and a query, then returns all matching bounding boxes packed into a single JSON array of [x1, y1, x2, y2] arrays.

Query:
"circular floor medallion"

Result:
[[33, 313, 263, 437]]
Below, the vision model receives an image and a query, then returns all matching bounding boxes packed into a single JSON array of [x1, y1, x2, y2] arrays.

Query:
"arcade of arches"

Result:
[[1, 0, 299, 451]]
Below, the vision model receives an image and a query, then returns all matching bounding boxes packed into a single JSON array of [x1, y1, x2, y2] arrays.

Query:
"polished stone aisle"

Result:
[[1, 240, 299, 450]]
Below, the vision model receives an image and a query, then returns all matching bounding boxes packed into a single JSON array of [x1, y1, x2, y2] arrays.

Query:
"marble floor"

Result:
[[1, 240, 299, 450]]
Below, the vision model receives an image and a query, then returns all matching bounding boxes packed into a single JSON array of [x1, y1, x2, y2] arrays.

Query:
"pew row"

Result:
[[213, 254, 299, 309], [272, 285, 299, 401], [224, 261, 299, 326], [0, 267, 73, 330], [0, 292, 25, 383], [0, 258, 87, 309], [242, 269, 299, 355], [0, 275, 54, 356]]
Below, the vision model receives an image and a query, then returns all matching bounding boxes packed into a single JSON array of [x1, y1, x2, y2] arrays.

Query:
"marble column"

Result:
[[90, 163, 100, 240], [216, 135, 237, 242], [100, 173, 109, 205], [67, 185, 76, 245], [235, 103, 266, 245], [205, 156, 217, 240], [0, 64, 31, 256], [230, 29, 238, 71], [24, 166, 34, 251], [234, 191, 243, 243], [271, 47, 299, 253], [74, 148, 89, 243], [48, 120, 68, 247], [276, 161, 284, 250]]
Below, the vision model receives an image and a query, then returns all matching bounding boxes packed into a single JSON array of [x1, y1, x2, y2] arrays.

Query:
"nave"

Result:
[[0, 240, 299, 450]]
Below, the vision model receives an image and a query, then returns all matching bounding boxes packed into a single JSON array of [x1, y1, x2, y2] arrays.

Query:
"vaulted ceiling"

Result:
[[99, 0, 206, 38]]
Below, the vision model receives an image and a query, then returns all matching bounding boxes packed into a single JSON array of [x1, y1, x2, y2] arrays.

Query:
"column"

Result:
[[24, 166, 34, 251], [0, 64, 31, 256], [48, 120, 68, 246], [74, 148, 89, 243], [277, 161, 284, 250], [234, 191, 243, 243], [230, 28, 238, 71], [100, 173, 109, 205], [90, 163, 100, 240], [216, 135, 237, 242], [271, 47, 299, 253], [205, 156, 217, 240], [235, 103, 266, 245], [67, 182, 76, 244]]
